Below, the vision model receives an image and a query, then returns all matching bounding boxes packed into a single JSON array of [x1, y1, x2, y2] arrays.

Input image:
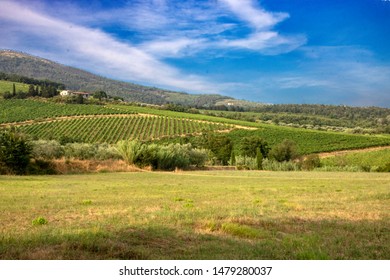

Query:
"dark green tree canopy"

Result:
[[0, 128, 32, 174], [240, 136, 269, 158]]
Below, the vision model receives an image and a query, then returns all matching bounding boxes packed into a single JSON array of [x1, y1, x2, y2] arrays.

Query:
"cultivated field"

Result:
[[0, 171, 389, 260]]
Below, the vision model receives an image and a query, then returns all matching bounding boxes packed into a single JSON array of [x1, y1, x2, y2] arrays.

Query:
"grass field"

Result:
[[0, 171, 389, 260], [321, 149, 390, 170], [0, 80, 29, 94]]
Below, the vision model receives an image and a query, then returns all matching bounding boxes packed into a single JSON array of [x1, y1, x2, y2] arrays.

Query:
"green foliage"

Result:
[[0, 99, 123, 124], [320, 149, 390, 172], [235, 155, 257, 170], [32, 140, 64, 159], [256, 147, 263, 170], [300, 154, 321, 171], [204, 133, 232, 165], [32, 217, 48, 226], [269, 139, 299, 162], [93, 90, 107, 100], [20, 115, 231, 144], [262, 158, 300, 171], [221, 223, 262, 239], [240, 136, 269, 158], [0, 129, 32, 174], [230, 150, 236, 166], [116, 140, 143, 165], [116, 140, 207, 170]]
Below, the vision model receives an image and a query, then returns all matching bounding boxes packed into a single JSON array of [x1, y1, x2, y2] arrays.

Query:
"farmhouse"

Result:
[[60, 90, 91, 98]]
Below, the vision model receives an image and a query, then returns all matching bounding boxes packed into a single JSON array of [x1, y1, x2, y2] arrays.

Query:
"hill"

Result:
[[1, 99, 390, 155], [0, 50, 232, 106]]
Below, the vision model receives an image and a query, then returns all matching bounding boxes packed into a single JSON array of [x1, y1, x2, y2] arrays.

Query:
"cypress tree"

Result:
[[256, 147, 263, 170], [12, 83, 16, 96]]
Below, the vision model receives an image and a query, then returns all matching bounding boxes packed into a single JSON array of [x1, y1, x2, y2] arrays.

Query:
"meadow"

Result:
[[0, 171, 389, 260], [0, 80, 29, 94]]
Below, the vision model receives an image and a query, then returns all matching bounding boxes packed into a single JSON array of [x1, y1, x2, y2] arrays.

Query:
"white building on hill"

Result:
[[60, 90, 91, 98]]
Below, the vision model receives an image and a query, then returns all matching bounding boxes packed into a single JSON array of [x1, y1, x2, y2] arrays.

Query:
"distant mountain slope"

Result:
[[0, 50, 231, 106]]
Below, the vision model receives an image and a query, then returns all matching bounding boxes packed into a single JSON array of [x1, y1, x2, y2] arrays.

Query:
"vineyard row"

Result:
[[20, 115, 234, 143]]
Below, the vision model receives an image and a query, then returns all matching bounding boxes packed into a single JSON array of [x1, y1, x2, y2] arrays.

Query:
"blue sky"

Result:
[[1, 0, 390, 107]]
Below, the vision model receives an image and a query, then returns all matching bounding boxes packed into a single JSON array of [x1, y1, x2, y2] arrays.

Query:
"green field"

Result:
[[321, 149, 390, 170], [19, 115, 233, 142], [0, 99, 124, 123], [0, 80, 29, 94], [0, 171, 389, 259]]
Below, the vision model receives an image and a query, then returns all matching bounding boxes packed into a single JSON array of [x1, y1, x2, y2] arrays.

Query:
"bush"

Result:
[[0, 129, 32, 175], [95, 143, 121, 160], [64, 143, 97, 160], [116, 140, 143, 165], [32, 140, 64, 159], [262, 158, 300, 171], [235, 156, 258, 170], [116, 141, 208, 170], [300, 154, 321, 171], [269, 139, 298, 162], [189, 148, 208, 167]]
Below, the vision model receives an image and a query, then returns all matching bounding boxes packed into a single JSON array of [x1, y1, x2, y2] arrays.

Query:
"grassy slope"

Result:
[[0, 80, 29, 94], [0, 171, 389, 259], [321, 149, 390, 168]]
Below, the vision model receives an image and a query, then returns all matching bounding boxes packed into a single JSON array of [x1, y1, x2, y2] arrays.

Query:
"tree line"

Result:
[[0, 72, 65, 89]]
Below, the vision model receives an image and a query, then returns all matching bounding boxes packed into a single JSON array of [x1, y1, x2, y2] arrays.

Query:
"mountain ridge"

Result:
[[0, 50, 238, 107]]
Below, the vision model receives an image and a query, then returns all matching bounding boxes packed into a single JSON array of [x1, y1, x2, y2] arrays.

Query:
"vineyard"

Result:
[[19, 115, 234, 143], [2, 98, 390, 154], [0, 99, 125, 124], [228, 127, 390, 155]]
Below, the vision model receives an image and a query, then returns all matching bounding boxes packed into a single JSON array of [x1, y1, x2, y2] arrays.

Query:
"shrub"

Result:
[[269, 139, 298, 162], [64, 143, 97, 160], [235, 156, 258, 170], [116, 140, 143, 165], [0, 129, 32, 175], [32, 140, 64, 159], [95, 143, 121, 160], [262, 158, 300, 171], [300, 154, 321, 171], [189, 148, 208, 167]]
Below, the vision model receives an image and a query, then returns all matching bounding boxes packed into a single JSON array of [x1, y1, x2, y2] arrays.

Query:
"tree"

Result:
[[230, 150, 236, 166], [0, 129, 32, 174], [256, 147, 263, 170], [205, 133, 232, 165], [76, 94, 84, 104], [28, 84, 36, 96], [93, 90, 107, 100], [12, 83, 16, 97], [240, 136, 269, 158], [269, 139, 298, 162]]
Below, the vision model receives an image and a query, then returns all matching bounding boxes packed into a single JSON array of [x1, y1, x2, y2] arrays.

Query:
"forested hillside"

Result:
[[0, 50, 230, 106]]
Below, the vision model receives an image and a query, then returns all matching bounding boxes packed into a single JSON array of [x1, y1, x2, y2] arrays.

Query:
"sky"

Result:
[[1, 0, 390, 107]]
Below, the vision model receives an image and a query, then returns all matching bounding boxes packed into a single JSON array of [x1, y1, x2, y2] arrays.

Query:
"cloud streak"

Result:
[[0, 0, 220, 93]]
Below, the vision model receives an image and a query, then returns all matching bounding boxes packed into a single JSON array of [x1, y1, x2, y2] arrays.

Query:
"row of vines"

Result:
[[0, 99, 127, 124], [20, 115, 234, 143]]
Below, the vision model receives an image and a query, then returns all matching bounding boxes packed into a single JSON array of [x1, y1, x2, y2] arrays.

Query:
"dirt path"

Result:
[[317, 145, 390, 158]]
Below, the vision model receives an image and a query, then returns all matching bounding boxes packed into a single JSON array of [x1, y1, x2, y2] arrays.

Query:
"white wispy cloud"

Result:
[[219, 0, 288, 30], [0, 0, 220, 93], [0, 0, 307, 98], [54, 0, 305, 57]]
